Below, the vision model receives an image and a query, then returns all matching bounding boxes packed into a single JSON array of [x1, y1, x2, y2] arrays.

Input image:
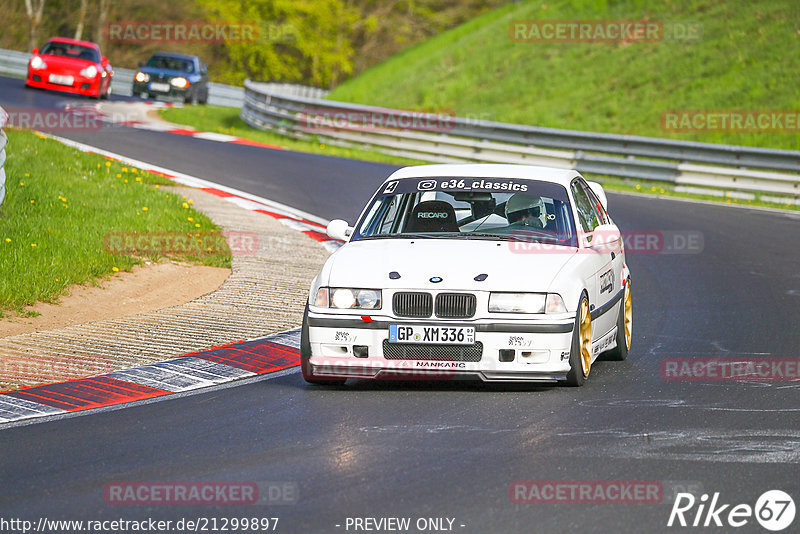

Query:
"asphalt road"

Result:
[[1, 76, 799, 533]]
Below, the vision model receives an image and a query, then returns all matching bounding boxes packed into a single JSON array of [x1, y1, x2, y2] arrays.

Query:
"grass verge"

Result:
[[0, 129, 231, 318], [329, 0, 800, 151]]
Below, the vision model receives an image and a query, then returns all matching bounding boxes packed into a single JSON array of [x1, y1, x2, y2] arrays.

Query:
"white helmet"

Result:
[[505, 194, 546, 228]]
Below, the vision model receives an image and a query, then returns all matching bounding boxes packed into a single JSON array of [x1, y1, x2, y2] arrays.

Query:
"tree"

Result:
[[23, 0, 46, 51], [74, 0, 89, 40], [94, 0, 111, 49], [198, 0, 359, 87]]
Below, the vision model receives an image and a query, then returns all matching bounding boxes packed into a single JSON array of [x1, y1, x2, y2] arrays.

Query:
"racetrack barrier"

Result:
[[0, 105, 8, 206], [241, 79, 800, 203]]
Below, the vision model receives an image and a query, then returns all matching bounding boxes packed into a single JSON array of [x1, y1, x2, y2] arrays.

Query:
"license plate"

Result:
[[49, 74, 74, 86], [149, 82, 170, 92], [388, 325, 475, 345]]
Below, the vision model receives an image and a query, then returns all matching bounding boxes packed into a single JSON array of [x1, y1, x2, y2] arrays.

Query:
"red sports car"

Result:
[[25, 37, 113, 99]]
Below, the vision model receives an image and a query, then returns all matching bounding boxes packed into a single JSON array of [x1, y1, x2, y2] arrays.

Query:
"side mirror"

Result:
[[587, 181, 608, 211], [588, 224, 622, 253], [31, 48, 39, 55], [326, 219, 353, 242], [101, 56, 108, 65]]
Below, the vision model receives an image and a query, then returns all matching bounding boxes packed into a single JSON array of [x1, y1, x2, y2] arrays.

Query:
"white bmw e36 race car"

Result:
[[301, 164, 632, 386]]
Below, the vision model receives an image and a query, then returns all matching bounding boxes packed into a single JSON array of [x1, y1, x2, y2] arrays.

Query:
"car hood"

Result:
[[325, 238, 577, 292], [39, 54, 95, 70]]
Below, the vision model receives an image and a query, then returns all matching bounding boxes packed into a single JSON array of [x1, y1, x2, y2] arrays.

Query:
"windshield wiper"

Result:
[[357, 233, 462, 241], [461, 233, 514, 241]]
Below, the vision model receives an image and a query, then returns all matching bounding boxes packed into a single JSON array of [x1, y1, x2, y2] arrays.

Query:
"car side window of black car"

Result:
[[571, 180, 600, 235]]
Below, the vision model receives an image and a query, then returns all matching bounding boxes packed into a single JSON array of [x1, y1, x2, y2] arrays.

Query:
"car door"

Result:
[[583, 182, 625, 328], [570, 179, 615, 342]]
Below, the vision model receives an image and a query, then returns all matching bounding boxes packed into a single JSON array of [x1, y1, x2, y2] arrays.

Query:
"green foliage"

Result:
[[330, 0, 800, 150], [192, 0, 359, 87]]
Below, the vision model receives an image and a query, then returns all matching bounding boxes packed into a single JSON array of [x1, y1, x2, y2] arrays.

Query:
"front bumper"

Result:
[[307, 312, 574, 382], [132, 81, 190, 101], [26, 71, 103, 96]]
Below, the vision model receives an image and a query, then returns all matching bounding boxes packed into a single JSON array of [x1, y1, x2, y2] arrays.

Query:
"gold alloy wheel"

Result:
[[579, 299, 592, 377], [623, 282, 633, 351]]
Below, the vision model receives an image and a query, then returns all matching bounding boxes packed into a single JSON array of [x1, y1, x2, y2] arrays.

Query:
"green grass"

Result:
[[329, 0, 800, 151], [159, 105, 426, 166], [0, 129, 231, 317]]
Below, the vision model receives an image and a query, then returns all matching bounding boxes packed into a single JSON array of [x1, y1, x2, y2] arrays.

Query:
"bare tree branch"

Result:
[[24, 0, 47, 51]]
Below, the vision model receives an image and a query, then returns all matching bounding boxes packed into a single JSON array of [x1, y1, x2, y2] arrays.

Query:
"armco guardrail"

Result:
[[0, 106, 8, 206], [0, 48, 243, 107], [241, 80, 800, 201]]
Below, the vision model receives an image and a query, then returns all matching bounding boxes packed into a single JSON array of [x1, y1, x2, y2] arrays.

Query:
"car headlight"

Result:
[[489, 292, 567, 314], [315, 287, 381, 309], [30, 56, 46, 70], [170, 77, 189, 88], [80, 65, 98, 78], [489, 293, 546, 314], [134, 71, 149, 83]]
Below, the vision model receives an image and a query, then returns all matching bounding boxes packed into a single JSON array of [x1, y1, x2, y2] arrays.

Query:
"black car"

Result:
[[132, 52, 209, 104]]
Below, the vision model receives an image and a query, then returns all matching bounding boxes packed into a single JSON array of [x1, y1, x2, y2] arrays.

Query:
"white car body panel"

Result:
[[304, 164, 630, 383]]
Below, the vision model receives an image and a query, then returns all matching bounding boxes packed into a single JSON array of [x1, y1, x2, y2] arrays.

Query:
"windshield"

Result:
[[147, 56, 195, 73], [353, 176, 577, 246], [40, 42, 99, 62]]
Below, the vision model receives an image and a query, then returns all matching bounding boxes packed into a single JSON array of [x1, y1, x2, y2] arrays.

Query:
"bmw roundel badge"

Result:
[[430, 276, 443, 283]]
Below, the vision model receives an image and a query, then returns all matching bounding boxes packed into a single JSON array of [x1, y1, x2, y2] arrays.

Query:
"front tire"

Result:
[[606, 279, 632, 361], [300, 303, 346, 386], [565, 294, 592, 387]]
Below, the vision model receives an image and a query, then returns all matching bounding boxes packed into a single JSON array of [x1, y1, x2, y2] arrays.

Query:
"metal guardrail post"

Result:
[[0, 106, 8, 206]]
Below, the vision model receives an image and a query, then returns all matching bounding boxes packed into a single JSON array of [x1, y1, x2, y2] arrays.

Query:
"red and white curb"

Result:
[[0, 329, 301, 425], [39, 132, 344, 253], [63, 101, 285, 150]]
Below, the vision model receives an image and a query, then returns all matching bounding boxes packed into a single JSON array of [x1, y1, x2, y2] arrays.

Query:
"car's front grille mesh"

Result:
[[393, 292, 433, 318], [382, 341, 483, 362], [435, 293, 477, 319]]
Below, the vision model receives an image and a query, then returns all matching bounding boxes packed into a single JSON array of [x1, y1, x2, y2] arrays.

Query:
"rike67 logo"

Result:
[[668, 490, 795, 531]]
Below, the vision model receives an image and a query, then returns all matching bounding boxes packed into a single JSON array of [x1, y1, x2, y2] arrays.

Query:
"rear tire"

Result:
[[301, 303, 346, 386], [564, 294, 592, 387], [606, 279, 632, 361]]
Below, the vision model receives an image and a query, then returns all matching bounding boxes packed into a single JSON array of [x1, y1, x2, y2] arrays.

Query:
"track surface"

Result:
[[2, 76, 800, 533]]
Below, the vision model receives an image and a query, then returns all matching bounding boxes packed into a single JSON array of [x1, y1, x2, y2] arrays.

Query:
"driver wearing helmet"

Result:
[[505, 194, 547, 229]]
